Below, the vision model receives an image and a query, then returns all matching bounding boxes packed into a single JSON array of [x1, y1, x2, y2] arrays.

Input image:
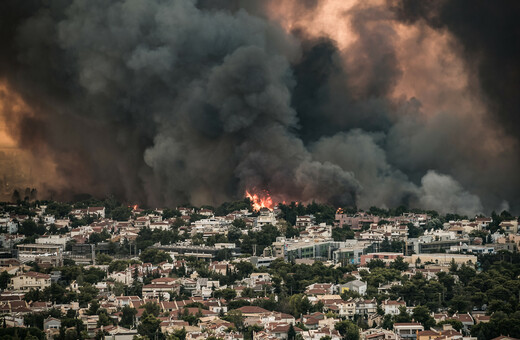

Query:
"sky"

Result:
[[0, 0, 519, 215]]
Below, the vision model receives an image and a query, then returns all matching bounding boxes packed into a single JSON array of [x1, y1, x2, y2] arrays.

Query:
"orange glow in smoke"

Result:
[[245, 190, 274, 211], [267, 0, 358, 51], [0, 83, 22, 148], [267, 0, 475, 119]]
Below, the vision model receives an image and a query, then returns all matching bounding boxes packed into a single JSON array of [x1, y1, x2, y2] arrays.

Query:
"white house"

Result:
[[108, 268, 134, 285], [382, 299, 406, 315]]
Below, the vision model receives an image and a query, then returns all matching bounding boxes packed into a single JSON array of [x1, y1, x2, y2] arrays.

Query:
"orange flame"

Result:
[[245, 190, 274, 211], [132, 205, 138, 211]]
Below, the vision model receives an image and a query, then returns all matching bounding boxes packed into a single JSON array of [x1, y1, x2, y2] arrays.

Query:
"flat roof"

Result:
[[17, 244, 62, 248]]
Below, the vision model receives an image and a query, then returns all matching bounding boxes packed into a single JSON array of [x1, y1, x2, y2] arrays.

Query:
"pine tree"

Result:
[[288, 324, 296, 340]]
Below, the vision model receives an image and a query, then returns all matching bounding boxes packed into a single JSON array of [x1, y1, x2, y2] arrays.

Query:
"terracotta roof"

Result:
[[270, 325, 303, 333], [383, 300, 405, 305], [237, 306, 270, 314], [19, 271, 50, 279], [440, 329, 462, 337], [418, 330, 439, 336]]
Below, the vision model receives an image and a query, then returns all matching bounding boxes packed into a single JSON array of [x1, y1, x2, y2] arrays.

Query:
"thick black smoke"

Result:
[[0, 0, 518, 215]]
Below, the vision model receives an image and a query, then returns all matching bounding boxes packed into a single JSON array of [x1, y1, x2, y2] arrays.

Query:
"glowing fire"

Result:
[[245, 190, 274, 211], [132, 205, 138, 211]]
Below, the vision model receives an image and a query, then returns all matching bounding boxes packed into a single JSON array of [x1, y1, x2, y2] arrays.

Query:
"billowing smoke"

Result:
[[0, 0, 518, 215]]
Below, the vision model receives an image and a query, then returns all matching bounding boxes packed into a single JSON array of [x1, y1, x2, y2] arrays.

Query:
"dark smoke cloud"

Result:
[[0, 0, 359, 208], [392, 0, 520, 140], [0, 0, 518, 215], [386, 0, 520, 212]]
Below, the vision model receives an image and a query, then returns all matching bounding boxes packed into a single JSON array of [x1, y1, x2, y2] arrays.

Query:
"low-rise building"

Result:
[[17, 243, 63, 266], [360, 253, 403, 266], [382, 299, 406, 315], [339, 280, 367, 296], [406, 254, 477, 267], [254, 208, 278, 229], [393, 323, 424, 339], [43, 317, 61, 331], [10, 271, 51, 291]]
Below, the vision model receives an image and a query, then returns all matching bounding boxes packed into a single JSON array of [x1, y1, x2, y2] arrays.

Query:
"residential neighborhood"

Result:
[[0, 198, 518, 340]]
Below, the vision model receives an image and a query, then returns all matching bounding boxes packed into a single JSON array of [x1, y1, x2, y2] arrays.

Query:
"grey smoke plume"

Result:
[[418, 171, 483, 217], [0, 0, 518, 214]]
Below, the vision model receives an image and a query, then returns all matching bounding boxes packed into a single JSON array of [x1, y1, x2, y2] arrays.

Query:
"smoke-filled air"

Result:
[[0, 0, 519, 215]]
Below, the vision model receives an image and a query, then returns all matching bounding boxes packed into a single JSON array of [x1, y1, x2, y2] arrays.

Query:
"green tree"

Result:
[[332, 225, 355, 241], [108, 260, 132, 273], [0, 327, 45, 340], [142, 302, 161, 317], [47, 201, 73, 217], [288, 294, 312, 317], [137, 313, 161, 339], [367, 259, 386, 269], [120, 306, 137, 329], [162, 209, 180, 219], [394, 306, 411, 323], [227, 226, 242, 243], [23, 288, 45, 302], [88, 300, 100, 315], [96, 253, 113, 265], [225, 310, 244, 329], [287, 225, 301, 239], [407, 223, 423, 238], [288, 324, 296, 340], [83, 267, 106, 284], [89, 230, 111, 244], [0, 271, 11, 289], [235, 261, 254, 278], [240, 224, 280, 255], [390, 256, 409, 271], [78, 284, 99, 307], [232, 219, 246, 229], [112, 281, 126, 296], [111, 206, 132, 221], [43, 283, 73, 304], [214, 288, 237, 301], [19, 219, 45, 235], [412, 305, 435, 329], [97, 310, 112, 327], [449, 294, 471, 313], [335, 320, 359, 340], [241, 287, 256, 298], [139, 248, 172, 264], [457, 264, 476, 285], [382, 314, 393, 329]]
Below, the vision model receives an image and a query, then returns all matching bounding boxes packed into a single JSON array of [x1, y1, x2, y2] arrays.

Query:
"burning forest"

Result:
[[245, 190, 274, 212]]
